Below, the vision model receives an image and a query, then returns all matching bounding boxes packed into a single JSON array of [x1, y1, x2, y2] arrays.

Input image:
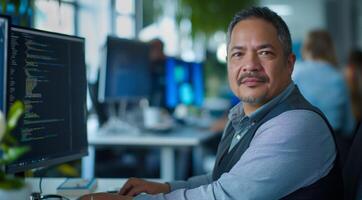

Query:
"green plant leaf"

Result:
[[0, 146, 29, 165], [0, 176, 24, 190], [2, 132, 17, 145], [177, 0, 257, 38], [0, 171, 5, 180], [1, 0, 7, 14], [7, 101, 24, 133], [0, 100, 28, 190]]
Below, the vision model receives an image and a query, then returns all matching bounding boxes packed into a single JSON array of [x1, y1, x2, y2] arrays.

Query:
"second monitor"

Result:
[[98, 36, 151, 103], [165, 57, 204, 109]]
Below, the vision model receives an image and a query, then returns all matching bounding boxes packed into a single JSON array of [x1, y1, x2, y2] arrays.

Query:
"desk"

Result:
[[82, 126, 218, 181], [26, 178, 161, 200]]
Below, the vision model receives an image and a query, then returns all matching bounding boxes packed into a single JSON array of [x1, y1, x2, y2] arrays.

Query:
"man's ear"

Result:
[[287, 53, 296, 74]]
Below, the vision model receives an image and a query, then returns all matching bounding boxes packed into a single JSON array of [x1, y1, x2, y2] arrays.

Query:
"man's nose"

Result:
[[242, 52, 261, 72]]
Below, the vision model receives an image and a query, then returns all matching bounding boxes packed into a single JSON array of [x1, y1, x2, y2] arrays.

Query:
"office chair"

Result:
[[88, 73, 109, 126], [343, 122, 362, 200]]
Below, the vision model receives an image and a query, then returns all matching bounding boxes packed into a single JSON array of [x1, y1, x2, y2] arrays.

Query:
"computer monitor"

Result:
[[98, 36, 151, 102], [5, 26, 88, 173], [165, 57, 204, 108], [0, 15, 10, 112]]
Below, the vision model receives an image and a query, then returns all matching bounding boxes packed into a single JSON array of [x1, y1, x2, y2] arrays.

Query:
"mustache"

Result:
[[237, 72, 269, 86]]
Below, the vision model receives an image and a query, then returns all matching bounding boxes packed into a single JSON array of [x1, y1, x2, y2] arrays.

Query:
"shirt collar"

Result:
[[228, 82, 295, 125]]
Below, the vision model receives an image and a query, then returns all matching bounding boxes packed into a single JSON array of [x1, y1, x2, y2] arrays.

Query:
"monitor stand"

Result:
[[100, 100, 140, 135], [100, 116, 139, 134]]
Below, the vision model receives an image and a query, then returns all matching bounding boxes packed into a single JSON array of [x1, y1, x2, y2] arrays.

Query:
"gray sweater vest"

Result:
[[212, 87, 343, 200]]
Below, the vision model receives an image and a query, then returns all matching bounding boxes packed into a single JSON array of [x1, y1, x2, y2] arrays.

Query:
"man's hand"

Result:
[[119, 177, 170, 196], [79, 192, 132, 200]]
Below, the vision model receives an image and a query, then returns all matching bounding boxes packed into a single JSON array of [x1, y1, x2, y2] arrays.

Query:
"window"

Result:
[[114, 0, 136, 38], [34, 0, 76, 35]]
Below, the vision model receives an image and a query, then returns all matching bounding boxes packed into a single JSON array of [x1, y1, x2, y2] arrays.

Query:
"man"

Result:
[[81, 6, 342, 200]]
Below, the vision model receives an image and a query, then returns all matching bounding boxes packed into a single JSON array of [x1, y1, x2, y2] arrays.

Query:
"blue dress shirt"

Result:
[[134, 82, 336, 200]]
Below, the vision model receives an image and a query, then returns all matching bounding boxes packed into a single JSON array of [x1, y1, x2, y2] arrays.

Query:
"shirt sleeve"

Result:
[[135, 110, 336, 200], [168, 173, 213, 191]]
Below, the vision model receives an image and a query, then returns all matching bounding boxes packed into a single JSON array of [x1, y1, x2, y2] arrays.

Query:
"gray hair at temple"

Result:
[[226, 6, 292, 56]]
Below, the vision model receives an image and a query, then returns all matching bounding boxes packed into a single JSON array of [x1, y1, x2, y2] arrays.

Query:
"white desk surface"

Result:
[[83, 126, 219, 180], [26, 178, 126, 194], [26, 178, 162, 199], [88, 126, 216, 146]]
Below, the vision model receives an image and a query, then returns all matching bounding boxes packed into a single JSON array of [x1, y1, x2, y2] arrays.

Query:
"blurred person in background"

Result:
[[149, 38, 167, 108], [293, 29, 355, 138], [344, 49, 362, 125]]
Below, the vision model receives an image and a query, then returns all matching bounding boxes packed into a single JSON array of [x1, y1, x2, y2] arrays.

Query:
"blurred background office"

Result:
[[2, 0, 362, 180]]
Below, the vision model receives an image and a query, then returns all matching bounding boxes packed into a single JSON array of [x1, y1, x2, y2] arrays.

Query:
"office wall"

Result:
[[326, 0, 354, 64], [260, 0, 360, 64], [260, 0, 326, 44], [355, 0, 362, 50]]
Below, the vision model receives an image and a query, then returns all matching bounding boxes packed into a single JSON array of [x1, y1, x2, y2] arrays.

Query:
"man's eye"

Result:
[[259, 51, 276, 58], [231, 52, 242, 57], [260, 51, 271, 55]]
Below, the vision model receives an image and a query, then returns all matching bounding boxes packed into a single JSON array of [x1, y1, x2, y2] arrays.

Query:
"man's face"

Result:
[[227, 18, 295, 109]]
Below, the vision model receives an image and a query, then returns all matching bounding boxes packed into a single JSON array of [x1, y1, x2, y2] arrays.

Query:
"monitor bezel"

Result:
[[10, 25, 85, 42], [5, 150, 88, 174], [0, 14, 11, 112]]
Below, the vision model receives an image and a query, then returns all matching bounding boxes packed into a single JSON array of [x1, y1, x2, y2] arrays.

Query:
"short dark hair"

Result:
[[227, 6, 292, 56], [149, 38, 164, 50]]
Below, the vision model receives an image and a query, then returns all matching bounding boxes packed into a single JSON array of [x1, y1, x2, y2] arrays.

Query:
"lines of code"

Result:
[[9, 28, 70, 142]]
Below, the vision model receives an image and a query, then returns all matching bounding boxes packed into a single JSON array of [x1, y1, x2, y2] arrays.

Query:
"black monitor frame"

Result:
[[0, 14, 10, 112], [5, 25, 88, 174]]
